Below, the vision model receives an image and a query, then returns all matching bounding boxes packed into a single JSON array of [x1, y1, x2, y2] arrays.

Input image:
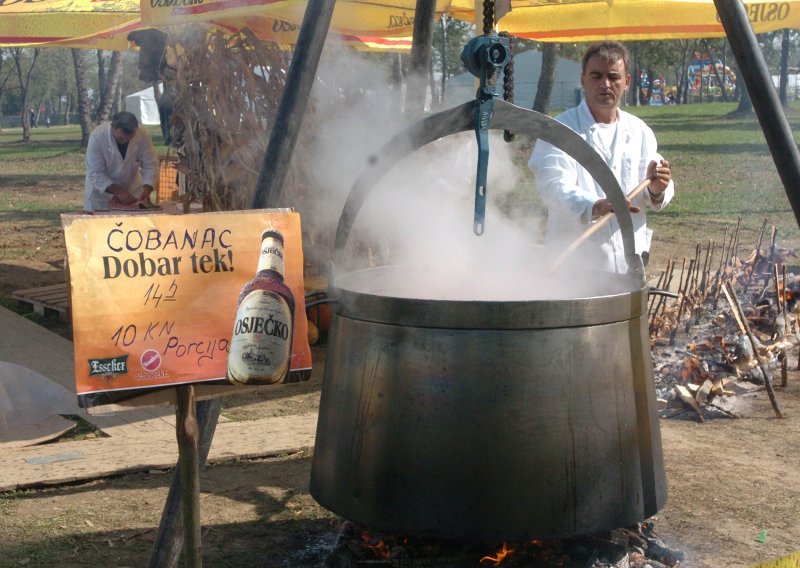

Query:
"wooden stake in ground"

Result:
[[778, 263, 789, 387], [177, 385, 202, 567], [653, 259, 676, 319], [722, 282, 784, 418]]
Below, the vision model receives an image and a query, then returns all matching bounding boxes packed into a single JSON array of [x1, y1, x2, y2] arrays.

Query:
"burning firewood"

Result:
[[651, 219, 800, 421]]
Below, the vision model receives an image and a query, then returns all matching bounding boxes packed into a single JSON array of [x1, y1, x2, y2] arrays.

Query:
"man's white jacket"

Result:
[[528, 100, 674, 273], [84, 122, 159, 212]]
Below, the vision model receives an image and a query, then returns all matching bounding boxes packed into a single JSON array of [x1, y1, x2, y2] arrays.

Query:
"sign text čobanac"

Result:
[[62, 209, 311, 409]]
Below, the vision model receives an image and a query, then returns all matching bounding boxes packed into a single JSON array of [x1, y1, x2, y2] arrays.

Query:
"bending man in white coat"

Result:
[[84, 111, 159, 212], [529, 41, 674, 273]]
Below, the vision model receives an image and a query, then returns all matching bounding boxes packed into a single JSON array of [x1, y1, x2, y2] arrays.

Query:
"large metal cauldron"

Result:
[[310, 101, 667, 540]]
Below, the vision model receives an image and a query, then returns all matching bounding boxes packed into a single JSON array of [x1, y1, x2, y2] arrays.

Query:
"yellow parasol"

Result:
[[0, 0, 140, 49], [498, 0, 800, 42], [207, 15, 412, 50], [142, 0, 456, 36], [142, 0, 800, 42]]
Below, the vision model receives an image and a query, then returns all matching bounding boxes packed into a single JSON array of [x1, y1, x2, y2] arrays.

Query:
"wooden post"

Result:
[[176, 385, 202, 567], [404, 0, 437, 120], [722, 282, 784, 419], [149, 399, 221, 568], [250, 0, 337, 209]]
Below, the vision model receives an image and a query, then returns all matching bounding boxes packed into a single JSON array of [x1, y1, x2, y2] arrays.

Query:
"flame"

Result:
[[358, 529, 392, 559], [365, 540, 391, 559], [480, 542, 515, 565]]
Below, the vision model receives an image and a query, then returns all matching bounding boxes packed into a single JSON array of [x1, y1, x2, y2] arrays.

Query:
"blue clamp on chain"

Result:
[[460, 34, 510, 235]]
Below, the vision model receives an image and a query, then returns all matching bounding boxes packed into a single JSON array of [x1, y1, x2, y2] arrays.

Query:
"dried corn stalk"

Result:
[[165, 26, 313, 212]]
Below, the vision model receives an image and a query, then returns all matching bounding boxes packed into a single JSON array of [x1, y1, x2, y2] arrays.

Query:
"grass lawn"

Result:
[[630, 101, 800, 269], [0, 124, 168, 177]]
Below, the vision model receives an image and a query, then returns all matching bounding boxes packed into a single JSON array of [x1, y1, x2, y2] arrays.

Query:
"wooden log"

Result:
[[722, 282, 784, 418], [177, 385, 201, 567], [149, 399, 222, 568]]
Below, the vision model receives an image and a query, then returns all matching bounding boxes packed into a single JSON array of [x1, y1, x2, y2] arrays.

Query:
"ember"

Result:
[[650, 218, 798, 421], [323, 521, 684, 567]]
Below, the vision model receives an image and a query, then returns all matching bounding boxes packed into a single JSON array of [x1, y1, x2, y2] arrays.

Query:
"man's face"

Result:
[[112, 127, 135, 144], [580, 54, 631, 119]]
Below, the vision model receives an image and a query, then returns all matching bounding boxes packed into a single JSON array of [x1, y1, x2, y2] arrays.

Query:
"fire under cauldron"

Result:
[[310, 100, 667, 541]]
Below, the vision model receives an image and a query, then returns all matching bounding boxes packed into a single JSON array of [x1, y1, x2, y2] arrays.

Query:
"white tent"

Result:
[[125, 86, 160, 126]]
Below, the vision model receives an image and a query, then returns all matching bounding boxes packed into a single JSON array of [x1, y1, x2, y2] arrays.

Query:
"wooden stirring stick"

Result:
[[550, 177, 653, 272]]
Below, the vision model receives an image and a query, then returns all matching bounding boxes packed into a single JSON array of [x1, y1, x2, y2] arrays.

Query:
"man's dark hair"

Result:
[[111, 111, 139, 135], [582, 41, 631, 74]]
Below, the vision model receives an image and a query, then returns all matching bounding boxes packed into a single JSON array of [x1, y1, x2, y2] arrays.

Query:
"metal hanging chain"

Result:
[[499, 31, 515, 142], [481, 0, 515, 142], [483, 0, 494, 35]]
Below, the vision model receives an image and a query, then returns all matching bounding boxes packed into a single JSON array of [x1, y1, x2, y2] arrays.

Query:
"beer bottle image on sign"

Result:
[[227, 230, 295, 385]]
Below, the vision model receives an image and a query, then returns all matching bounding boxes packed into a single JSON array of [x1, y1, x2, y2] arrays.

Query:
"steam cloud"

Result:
[[298, 43, 638, 301]]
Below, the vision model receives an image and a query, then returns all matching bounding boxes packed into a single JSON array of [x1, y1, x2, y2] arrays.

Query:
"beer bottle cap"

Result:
[[261, 229, 284, 243]]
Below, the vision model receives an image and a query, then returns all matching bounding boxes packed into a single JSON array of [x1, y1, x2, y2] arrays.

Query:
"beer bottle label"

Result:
[[227, 289, 293, 385], [257, 236, 285, 275]]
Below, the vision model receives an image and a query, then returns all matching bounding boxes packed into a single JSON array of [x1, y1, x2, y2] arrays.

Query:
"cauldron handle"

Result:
[[334, 100, 642, 280]]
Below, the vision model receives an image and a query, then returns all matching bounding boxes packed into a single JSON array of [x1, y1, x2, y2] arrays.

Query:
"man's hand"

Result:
[[105, 184, 137, 205], [141, 185, 155, 205], [646, 159, 671, 197], [592, 197, 640, 219]]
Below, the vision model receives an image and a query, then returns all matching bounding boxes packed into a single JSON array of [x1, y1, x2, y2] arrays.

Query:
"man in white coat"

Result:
[[528, 42, 674, 273], [83, 111, 159, 212]]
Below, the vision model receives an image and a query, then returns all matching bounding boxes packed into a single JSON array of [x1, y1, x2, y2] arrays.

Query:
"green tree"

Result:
[[10, 48, 41, 143], [72, 49, 92, 148], [0, 48, 17, 132]]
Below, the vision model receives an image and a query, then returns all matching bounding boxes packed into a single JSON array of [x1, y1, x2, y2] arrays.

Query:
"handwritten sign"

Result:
[[62, 209, 311, 409]]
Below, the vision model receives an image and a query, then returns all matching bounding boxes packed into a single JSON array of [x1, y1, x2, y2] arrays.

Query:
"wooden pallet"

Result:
[[12, 283, 70, 321]]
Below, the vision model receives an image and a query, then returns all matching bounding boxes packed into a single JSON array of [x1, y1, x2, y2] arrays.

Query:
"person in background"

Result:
[[528, 41, 674, 273], [83, 111, 159, 212]]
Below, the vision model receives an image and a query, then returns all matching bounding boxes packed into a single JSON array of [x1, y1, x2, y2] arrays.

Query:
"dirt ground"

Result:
[[2, 178, 800, 567]]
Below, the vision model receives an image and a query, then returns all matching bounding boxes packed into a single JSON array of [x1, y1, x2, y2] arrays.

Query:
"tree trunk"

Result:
[[533, 43, 559, 114], [96, 50, 107, 117], [112, 77, 123, 116], [734, 60, 753, 113], [703, 40, 729, 102], [679, 40, 692, 104], [428, 51, 438, 108], [779, 28, 790, 106], [63, 94, 71, 126], [71, 49, 92, 148], [722, 40, 729, 97], [97, 51, 123, 123], [11, 48, 40, 143]]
